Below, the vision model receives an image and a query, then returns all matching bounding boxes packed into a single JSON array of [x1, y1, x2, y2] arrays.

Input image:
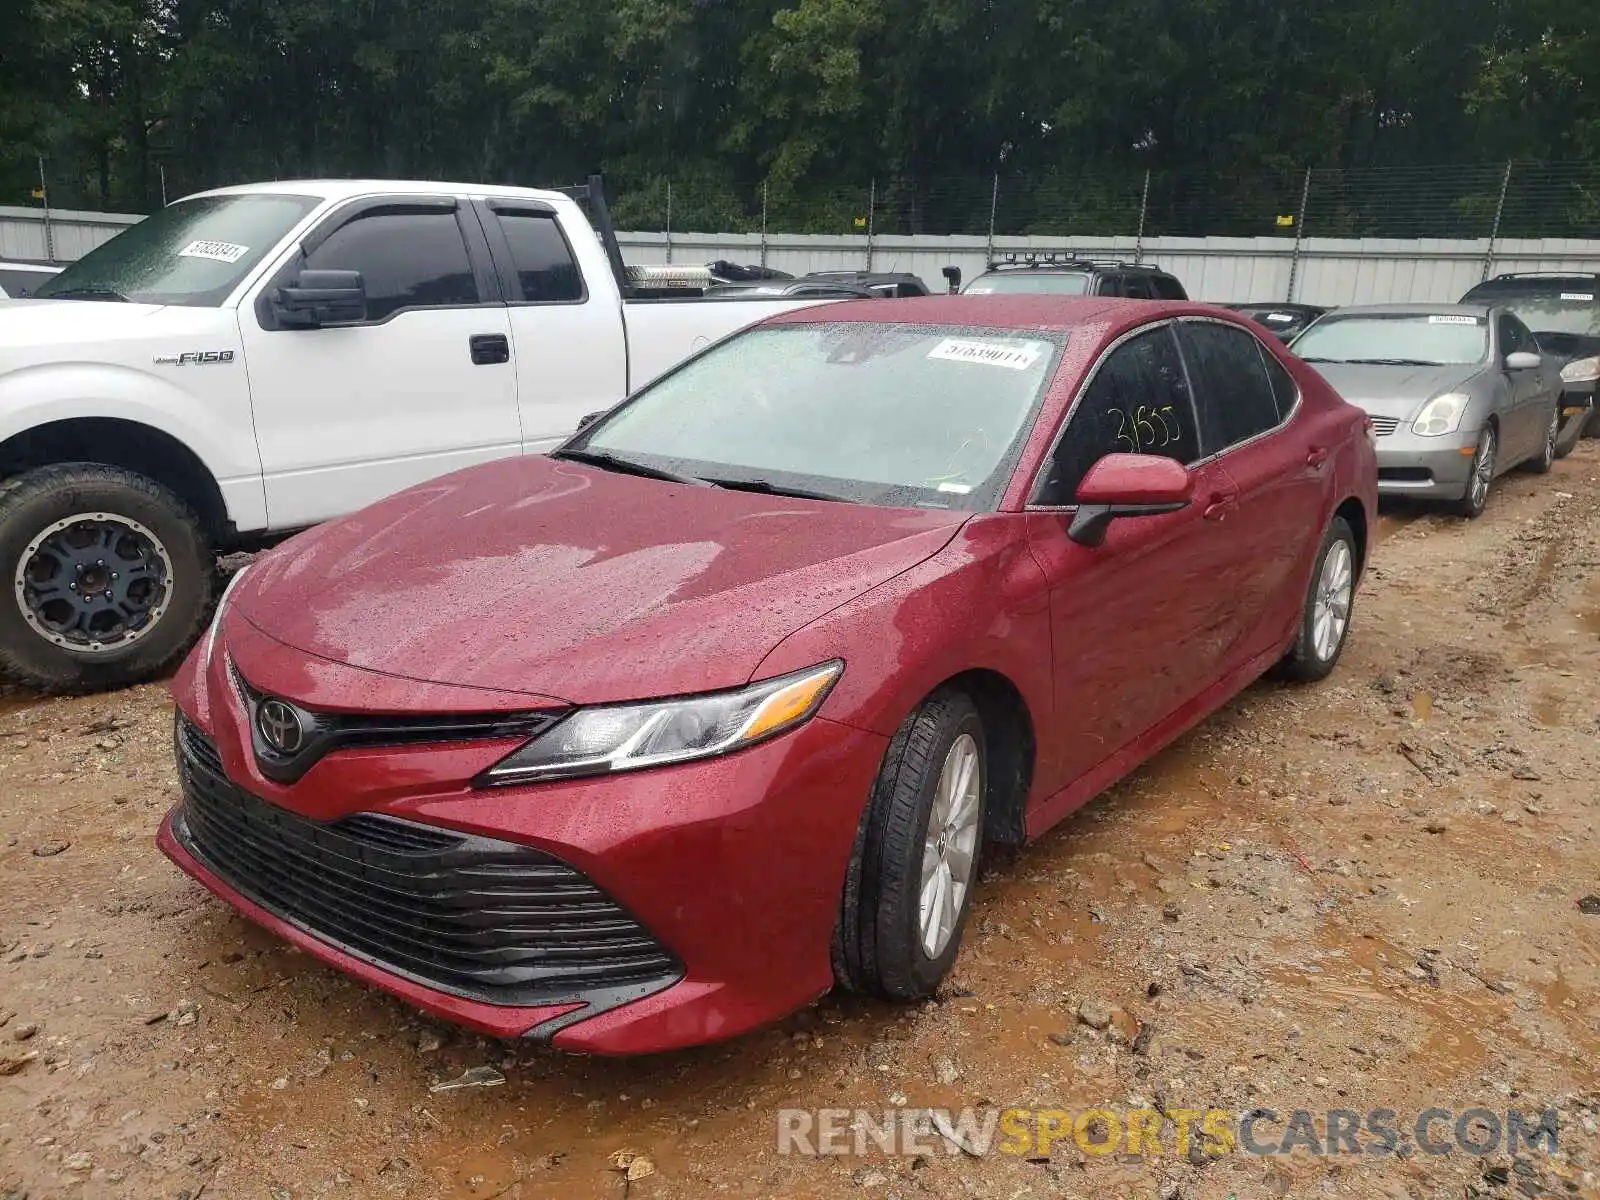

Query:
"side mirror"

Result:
[[272, 269, 367, 329], [575, 411, 605, 432], [1505, 351, 1542, 372], [1068, 453, 1194, 547], [941, 266, 962, 295]]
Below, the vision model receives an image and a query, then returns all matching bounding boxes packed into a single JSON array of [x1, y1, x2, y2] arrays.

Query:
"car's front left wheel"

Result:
[[834, 689, 987, 1001]]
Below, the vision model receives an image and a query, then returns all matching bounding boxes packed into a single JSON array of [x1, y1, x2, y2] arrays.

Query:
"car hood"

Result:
[[1529, 330, 1600, 363], [0, 297, 172, 347], [234, 456, 967, 705], [1308, 362, 1481, 419]]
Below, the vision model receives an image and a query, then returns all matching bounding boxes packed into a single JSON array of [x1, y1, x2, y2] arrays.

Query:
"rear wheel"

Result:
[[1277, 516, 1357, 684], [0, 464, 215, 693], [1526, 404, 1559, 474], [1455, 427, 1496, 520], [834, 690, 986, 1000]]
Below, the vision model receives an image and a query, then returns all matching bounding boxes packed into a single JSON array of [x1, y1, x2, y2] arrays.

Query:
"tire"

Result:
[[1455, 427, 1496, 520], [1525, 404, 1559, 474], [834, 689, 987, 1001], [1277, 515, 1358, 684], [0, 464, 215, 693]]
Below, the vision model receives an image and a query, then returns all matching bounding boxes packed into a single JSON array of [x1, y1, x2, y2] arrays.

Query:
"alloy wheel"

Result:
[[918, 733, 981, 959], [1312, 540, 1354, 663]]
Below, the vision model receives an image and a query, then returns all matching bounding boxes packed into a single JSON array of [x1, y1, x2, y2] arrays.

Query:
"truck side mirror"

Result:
[[942, 266, 962, 294], [273, 269, 367, 329]]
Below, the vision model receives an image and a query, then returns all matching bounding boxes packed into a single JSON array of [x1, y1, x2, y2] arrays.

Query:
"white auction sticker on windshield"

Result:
[[1561, 292, 1595, 302], [177, 239, 250, 264], [1428, 315, 1481, 326], [928, 338, 1047, 371]]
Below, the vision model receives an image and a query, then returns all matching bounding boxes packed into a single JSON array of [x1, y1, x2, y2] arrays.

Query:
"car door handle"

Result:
[[1203, 493, 1237, 521], [469, 334, 510, 365], [1306, 446, 1329, 468]]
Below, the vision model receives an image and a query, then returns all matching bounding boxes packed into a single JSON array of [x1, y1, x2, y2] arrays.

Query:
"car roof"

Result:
[[1465, 274, 1600, 294], [762, 294, 1220, 334], [182, 179, 572, 205], [1319, 302, 1494, 319]]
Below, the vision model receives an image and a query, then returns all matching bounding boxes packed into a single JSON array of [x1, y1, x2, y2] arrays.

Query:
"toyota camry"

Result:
[[160, 296, 1378, 1054]]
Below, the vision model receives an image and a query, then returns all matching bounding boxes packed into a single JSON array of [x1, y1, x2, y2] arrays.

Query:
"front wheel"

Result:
[[0, 464, 215, 693], [1455, 427, 1497, 520], [1277, 516, 1358, 683], [834, 690, 987, 1000]]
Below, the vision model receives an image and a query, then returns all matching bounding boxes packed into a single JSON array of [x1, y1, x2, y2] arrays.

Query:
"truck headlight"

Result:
[[476, 661, 843, 786], [1560, 356, 1600, 384], [1413, 393, 1470, 437]]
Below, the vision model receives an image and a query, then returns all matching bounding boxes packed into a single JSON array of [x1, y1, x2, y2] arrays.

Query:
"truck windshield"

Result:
[[34, 193, 320, 307], [571, 321, 1065, 510]]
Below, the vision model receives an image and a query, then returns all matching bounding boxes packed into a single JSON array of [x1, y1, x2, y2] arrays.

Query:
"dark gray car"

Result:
[[1292, 304, 1563, 518]]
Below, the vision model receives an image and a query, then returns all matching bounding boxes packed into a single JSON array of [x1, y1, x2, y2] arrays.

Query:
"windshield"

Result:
[[1462, 289, 1600, 338], [572, 322, 1066, 510], [1293, 314, 1488, 366], [966, 272, 1090, 296], [35, 193, 320, 306]]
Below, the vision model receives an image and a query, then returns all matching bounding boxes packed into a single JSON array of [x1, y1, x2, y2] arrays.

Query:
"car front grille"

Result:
[[172, 715, 682, 1011], [1369, 416, 1402, 437]]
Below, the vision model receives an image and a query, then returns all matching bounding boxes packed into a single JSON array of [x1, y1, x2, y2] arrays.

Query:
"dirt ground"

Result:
[[2, 447, 1598, 1200]]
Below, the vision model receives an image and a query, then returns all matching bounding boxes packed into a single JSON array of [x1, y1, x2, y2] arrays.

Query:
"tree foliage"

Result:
[[5, 0, 1600, 230]]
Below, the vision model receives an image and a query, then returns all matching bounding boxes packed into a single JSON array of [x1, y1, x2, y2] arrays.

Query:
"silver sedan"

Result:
[[1292, 304, 1564, 518]]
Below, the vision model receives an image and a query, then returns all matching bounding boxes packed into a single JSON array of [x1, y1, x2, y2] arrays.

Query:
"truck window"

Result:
[[494, 212, 584, 303], [304, 209, 479, 322]]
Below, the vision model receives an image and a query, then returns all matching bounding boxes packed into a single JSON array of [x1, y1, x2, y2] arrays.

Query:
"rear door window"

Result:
[[1121, 274, 1155, 300], [493, 210, 585, 303], [1179, 321, 1285, 455], [1034, 325, 1201, 505], [1151, 274, 1187, 300]]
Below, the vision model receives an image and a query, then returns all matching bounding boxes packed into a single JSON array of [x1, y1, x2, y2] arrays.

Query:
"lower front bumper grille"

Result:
[[172, 715, 682, 1013]]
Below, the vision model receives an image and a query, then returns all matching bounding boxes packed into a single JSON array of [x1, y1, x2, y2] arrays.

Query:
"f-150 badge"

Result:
[[154, 350, 236, 366]]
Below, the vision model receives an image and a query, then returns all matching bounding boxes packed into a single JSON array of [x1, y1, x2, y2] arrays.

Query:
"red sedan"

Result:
[[160, 296, 1377, 1055]]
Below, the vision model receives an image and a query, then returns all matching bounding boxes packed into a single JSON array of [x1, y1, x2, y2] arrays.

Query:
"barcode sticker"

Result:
[[178, 240, 250, 264], [1560, 292, 1595, 302], [1428, 315, 1481, 326], [927, 338, 1047, 371]]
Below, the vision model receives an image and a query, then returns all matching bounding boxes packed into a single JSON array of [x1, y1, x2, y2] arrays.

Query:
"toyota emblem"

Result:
[[256, 698, 307, 756]]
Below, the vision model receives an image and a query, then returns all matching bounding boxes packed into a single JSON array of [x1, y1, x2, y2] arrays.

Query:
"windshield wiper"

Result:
[[550, 448, 710, 486], [702, 477, 856, 503], [1344, 357, 1445, 367], [43, 287, 130, 302]]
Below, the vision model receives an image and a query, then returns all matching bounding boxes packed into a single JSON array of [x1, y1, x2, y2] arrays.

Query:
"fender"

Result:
[[0, 360, 267, 531]]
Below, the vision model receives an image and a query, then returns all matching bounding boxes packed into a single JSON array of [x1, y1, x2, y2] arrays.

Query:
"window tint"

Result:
[[1121, 274, 1154, 300], [1035, 325, 1200, 505], [1498, 313, 1533, 356], [1259, 345, 1300, 420], [1151, 274, 1187, 301], [304, 208, 477, 321], [1179, 322, 1283, 454], [495, 211, 584, 303]]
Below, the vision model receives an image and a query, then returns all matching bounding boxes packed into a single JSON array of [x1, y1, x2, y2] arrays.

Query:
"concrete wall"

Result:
[[8, 205, 1600, 306]]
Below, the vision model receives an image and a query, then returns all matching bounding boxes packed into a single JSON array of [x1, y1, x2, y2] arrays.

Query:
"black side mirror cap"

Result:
[[273, 269, 367, 328], [576, 411, 605, 432], [941, 266, 963, 294]]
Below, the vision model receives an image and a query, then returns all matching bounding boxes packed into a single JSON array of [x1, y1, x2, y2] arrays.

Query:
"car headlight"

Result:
[[202, 565, 251, 666], [1561, 356, 1600, 384], [1413, 393, 1470, 437], [476, 660, 844, 787]]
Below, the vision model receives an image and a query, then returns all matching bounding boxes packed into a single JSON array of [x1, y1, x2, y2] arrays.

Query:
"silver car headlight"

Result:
[[476, 660, 844, 787], [1560, 356, 1600, 384], [202, 565, 251, 666], [1413, 392, 1470, 437]]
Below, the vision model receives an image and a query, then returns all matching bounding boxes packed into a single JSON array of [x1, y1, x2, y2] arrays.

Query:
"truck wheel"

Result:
[[0, 464, 215, 693]]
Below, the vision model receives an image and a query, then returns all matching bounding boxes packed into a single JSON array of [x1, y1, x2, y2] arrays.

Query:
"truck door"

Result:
[[240, 196, 521, 530], [476, 201, 629, 451]]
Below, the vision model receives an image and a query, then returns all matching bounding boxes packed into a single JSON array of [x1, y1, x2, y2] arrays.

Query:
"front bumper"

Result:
[[160, 634, 889, 1055], [1373, 426, 1479, 500], [1558, 386, 1594, 453]]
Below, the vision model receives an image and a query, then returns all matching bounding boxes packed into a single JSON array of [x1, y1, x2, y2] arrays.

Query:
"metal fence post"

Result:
[[865, 178, 877, 271], [1286, 167, 1312, 302], [37, 156, 56, 263], [986, 173, 999, 266], [1134, 170, 1151, 264], [159, 164, 168, 207], [665, 180, 673, 265], [760, 182, 769, 269], [1482, 160, 1514, 282]]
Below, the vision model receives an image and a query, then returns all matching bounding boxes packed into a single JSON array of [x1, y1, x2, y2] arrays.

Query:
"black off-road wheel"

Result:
[[0, 464, 215, 693], [834, 689, 987, 1001]]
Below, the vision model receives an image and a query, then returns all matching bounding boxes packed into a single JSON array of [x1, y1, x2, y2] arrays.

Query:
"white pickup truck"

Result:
[[0, 177, 833, 691]]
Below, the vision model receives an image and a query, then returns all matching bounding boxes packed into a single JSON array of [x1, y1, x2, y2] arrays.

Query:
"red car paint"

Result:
[[161, 296, 1378, 1055]]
